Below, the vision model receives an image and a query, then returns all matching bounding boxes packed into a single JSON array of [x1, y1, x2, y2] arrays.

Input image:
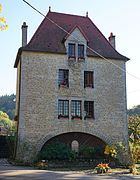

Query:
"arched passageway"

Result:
[[39, 132, 106, 160], [41, 132, 106, 149]]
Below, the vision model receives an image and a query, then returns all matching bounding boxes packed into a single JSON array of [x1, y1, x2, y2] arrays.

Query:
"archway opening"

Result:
[[38, 132, 106, 162]]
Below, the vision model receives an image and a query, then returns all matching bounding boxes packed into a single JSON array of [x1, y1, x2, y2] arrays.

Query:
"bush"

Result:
[[79, 145, 104, 159], [38, 142, 76, 161], [38, 142, 105, 162]]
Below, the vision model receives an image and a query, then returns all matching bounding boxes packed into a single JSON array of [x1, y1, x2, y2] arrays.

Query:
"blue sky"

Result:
[[0, 0, 140, 108]]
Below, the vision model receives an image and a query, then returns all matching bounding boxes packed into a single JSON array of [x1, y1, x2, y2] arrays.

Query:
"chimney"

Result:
[[21, 22, 28, 47], [108, 32, 116, 49]]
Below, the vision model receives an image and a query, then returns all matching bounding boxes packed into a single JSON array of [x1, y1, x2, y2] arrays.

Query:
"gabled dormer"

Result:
[[64, 26, 88, 61]]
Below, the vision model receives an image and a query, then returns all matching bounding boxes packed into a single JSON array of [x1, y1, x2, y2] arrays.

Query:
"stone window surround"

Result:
[[84, 71, 94, 88], [68, 42, 86, 61], [71, 100, 82, 119], [58, 100, 69, 119], [84, 101, 94, 119], [58, 69, 94, 89], [58, 69, 69, 87], [57, 99, 94, 120]]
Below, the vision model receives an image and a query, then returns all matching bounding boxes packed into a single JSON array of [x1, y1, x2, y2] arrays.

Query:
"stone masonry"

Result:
[[15, 51, 128, 162]]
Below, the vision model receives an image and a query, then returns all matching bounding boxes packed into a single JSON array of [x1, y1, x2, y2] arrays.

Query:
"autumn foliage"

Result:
[[0, 4, 8, 31]]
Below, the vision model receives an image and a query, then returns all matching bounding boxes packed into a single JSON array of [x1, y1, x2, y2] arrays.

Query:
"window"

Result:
[[78, 44, 84, 59], [71, 100, 82, 119], [58, 100, 69, 118], [84, 101, 94, 118], [71, 140, 79, 152], [84, 71, 94, 88], [68, 43, 76, 58], [59, 69, 69, 87]]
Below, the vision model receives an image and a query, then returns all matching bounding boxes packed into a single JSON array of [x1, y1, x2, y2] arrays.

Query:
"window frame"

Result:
[[71, 100, 82, 119], [58, 100, 69, 119], [84, 71, 94, 88], [78, 44, 85, 59], [68, 43, 76, 58], [84, 101, 94, 119], [58, 69, 69, 87]]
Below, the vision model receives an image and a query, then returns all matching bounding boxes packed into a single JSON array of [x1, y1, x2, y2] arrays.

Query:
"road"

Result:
[[0, 162, 139, 180]]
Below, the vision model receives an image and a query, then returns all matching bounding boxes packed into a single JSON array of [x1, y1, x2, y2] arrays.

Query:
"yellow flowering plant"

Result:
[[0, 4, 8, 31], [104, 145, 117, 158]]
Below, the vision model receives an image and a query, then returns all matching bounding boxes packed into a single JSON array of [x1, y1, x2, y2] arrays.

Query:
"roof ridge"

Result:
[[48, 11, 88, 19]]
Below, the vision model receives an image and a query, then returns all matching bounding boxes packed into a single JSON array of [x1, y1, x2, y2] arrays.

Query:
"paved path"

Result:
[[0, 160, 140, 180]]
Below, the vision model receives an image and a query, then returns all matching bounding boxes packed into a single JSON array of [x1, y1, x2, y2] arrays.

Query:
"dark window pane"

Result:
[[59, 69, 69, 87], [84, 101, 94, 118], [84, 71, 94, 88], [68, 43, 75, 58], [78, 44, 84, 58]]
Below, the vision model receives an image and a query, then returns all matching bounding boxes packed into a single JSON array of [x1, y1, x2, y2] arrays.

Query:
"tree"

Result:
[[0, 94, 16, 119], [128, 115, 140, 174], [0, 3, 8, 31], [128, 105, 140, 116], [0, 111, 16, 135], [128, 115, 140, 143]]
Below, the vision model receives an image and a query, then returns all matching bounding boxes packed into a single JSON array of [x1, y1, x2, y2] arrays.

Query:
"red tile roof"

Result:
[[15, 11, 129, 67]]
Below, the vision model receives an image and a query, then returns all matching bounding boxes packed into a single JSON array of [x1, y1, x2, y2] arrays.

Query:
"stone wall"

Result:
[[15, 51, 128, 163]]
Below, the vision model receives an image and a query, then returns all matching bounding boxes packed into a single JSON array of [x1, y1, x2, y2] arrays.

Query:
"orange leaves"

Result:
[[95, 163, 111, 173]]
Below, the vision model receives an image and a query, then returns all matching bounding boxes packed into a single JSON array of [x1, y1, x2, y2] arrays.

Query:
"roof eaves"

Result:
[[14, 47, 23, 68], [87, 53, 129, 61]]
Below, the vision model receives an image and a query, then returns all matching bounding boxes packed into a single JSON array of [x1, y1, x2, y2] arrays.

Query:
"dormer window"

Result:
[[68, 43, 85, 60], [65, 26, 88, 61], [68, 43, 76, 58], [78, 44, 84, 59]]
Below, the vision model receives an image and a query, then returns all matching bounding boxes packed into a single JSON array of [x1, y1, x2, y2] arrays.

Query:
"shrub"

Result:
[[38, 142, 75, 161], [79, 145, 105, 159], [104, 145, 117, 158]]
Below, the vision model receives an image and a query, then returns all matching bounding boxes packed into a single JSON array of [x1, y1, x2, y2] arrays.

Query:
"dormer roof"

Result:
[[64, 25, 89, 42]]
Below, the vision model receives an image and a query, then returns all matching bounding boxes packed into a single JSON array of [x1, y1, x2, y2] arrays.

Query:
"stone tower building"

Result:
[[14, 10, 129, 162]]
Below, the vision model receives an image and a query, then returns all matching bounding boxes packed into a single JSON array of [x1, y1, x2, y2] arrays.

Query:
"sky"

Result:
[[0, 0, 140, 109]]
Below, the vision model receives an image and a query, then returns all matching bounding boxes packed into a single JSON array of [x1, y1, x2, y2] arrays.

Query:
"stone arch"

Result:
[[36, 129, 111, 154]]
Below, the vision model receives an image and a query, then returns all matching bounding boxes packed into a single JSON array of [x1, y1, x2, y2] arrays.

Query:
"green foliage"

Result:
[[38, 142, 74, 161], [104, 145, 117, 158], [128, 115, 140, 166], [0, 111, 16, 135], [79, 145, 104, 159], [128, 105, 140, 116], [129, 142, 140, 164], [0, 94, 16, 120], [128, 115, 140, 144], [38, 142, 105, 162]]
